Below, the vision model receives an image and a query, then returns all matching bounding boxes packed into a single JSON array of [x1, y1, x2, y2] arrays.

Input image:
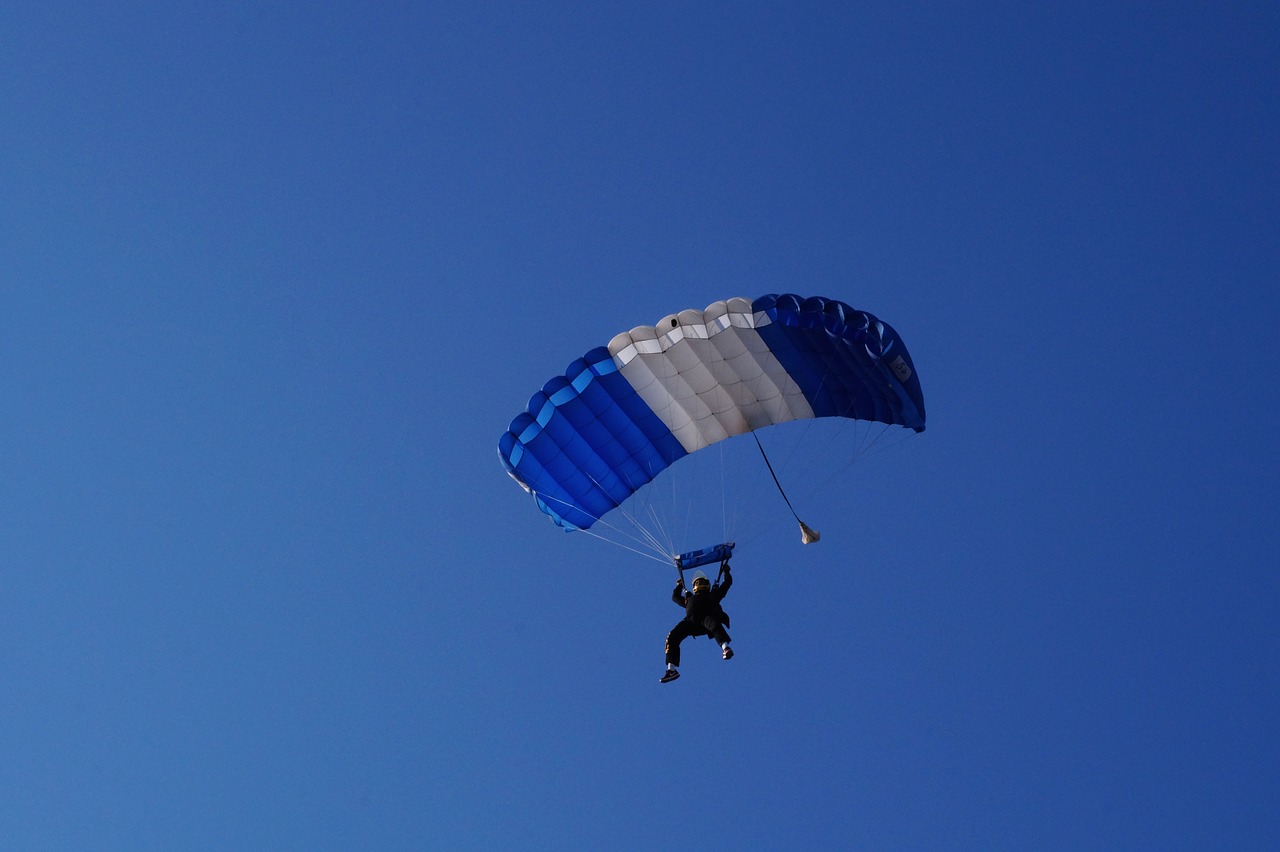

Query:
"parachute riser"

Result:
[[676, 563, 730, 590]]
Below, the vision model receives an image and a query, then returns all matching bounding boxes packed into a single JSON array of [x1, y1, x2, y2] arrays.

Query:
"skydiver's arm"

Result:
[[716, 566, 732, 598], [672, 581, 687, 606]]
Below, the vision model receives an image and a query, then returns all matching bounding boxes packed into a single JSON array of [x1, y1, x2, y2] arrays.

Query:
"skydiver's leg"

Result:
[[703, 617, 730, 646], [665, 621, 696, 667], [704, 617, 733, 659]]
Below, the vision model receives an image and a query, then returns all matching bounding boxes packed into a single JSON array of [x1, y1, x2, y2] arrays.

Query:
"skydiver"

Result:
[[660, 563, 733, 683]]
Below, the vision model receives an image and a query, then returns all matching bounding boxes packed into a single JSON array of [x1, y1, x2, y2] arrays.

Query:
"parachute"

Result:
[[498, 293, 925, 560]]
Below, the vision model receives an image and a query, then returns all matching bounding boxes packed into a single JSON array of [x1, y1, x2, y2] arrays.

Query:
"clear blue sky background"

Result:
[[4, 2, 1277, 849]]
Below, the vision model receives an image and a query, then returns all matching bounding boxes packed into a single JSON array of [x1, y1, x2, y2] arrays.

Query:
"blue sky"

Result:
[[3, 2, 1277, 849]]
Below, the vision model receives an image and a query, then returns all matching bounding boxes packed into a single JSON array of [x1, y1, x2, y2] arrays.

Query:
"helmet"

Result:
[[691, 571, 710, 593]]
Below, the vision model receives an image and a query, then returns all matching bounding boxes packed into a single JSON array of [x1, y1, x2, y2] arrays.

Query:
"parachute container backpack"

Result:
[[497, 294, 926, 566]]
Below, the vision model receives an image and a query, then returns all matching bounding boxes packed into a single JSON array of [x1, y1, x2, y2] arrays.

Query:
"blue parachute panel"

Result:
[[500, 347, 687, 531], [754, 294, 925, 431]]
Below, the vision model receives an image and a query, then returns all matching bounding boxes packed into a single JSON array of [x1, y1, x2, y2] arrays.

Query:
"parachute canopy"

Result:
[[498, 293, 926, 533]]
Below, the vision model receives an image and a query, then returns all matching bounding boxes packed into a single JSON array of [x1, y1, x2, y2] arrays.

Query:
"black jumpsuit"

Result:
[[664, 571, 732, 667]]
